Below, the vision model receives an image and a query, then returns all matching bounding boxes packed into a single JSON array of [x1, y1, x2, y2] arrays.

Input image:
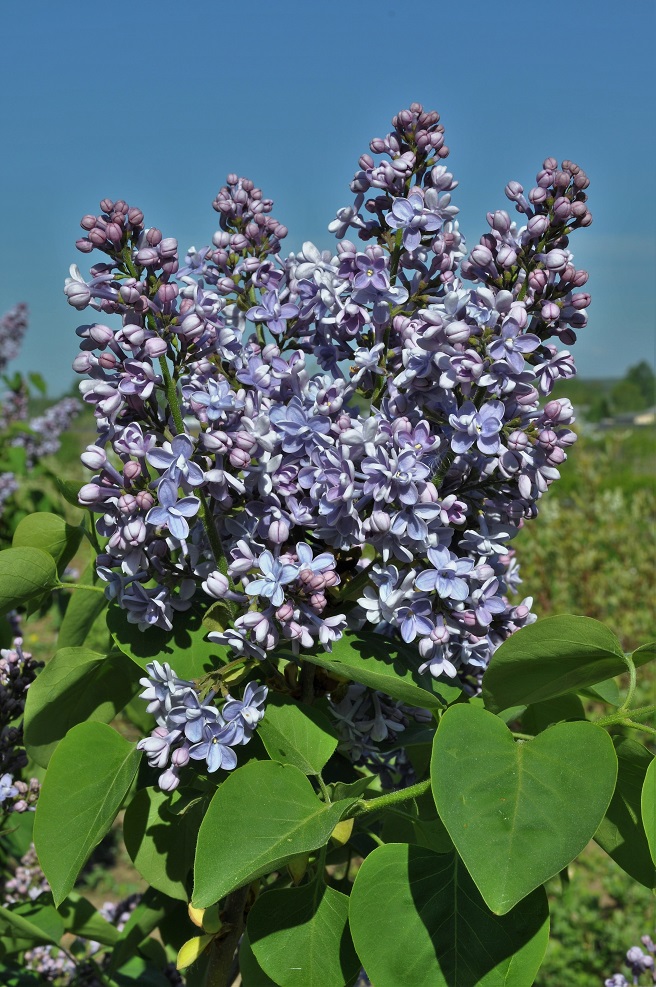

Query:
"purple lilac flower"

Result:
[[448, 400, 505, 455], [67, 106, 591, 733], [145, 479, 200, 540]]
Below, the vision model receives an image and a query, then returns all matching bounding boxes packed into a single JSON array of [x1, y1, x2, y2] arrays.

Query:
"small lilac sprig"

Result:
[[137, 661, 267, 791], [0, 635, 42, 812]]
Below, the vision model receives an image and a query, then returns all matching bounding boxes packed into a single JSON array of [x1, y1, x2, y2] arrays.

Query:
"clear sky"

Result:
[[1, 0, 654, 394]]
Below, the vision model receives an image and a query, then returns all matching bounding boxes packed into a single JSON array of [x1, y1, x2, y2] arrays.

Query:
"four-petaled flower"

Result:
[[145, 479, 200, 540], [245, 550, 299, 607]]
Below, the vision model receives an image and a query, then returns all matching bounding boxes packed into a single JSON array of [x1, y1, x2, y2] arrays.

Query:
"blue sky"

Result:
[[1, 0, 654, 394]]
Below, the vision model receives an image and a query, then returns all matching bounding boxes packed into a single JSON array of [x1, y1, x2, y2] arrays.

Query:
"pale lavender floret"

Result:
[[448, 400, 505, 455], [0, 772, 18, 804], [396, 597, 434, 643], [147, 434, 205, 487], [415, 546, 474, 601], [385, 189, 443, 251], [188, 719, 240, 772], [487, 320, 540, 373], [245, 550, 299, 607], [222, 682, 268, 743], [246, 289, 299, 335], [145, 478, 200, 540], [167, 691, 221, 743], [189, 377, 243, 422], [269, 396, 332, 454]]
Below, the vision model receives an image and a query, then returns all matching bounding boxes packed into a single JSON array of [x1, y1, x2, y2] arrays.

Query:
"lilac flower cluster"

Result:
[[0, 635, 42, 812], [0, 303, 80, 528], [0, 302, 29, 373], [2, 851, 184, 987], [605, 933, 656, 985], [68, 103, 591, 700], [137, 661, 267, 791]]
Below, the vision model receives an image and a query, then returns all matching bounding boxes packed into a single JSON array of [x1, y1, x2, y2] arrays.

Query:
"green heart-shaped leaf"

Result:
[[34, 722, 142, 906], [192, 760, 357, 908], [0, 547, 58, 616], [248, 883, 360, 987], [13, 512, 83, 577], [642, 758, 656, 866], [258, 694, 338, 775], [431, 704, 617, 914], [349, 844, 549, 987], [481, 616, 642, 713], [594, 738, 655, 887]]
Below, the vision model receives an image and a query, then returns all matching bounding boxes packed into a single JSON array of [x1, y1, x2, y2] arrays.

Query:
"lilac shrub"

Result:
[[0, 303, 81, 543], [0, 630, 42, 814], [67, 103, 592, 787]]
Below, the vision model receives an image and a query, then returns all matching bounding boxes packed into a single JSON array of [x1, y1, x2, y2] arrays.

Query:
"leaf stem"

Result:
[[594, 703, 656, 728], [618, 653, 637, 714], [56, 582, 106, 594], [350, 778, 432, 817]]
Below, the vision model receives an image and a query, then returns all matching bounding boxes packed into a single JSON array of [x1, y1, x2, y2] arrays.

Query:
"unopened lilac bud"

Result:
[[269, 519, 290, 544], [119, 280, 143, 303], [487, 210, 511, 234], [105, 222, 124, 245], [274, 224, 288, 239], [229, 447, 251, 469], [81, 445, 107, 470], [135, 490, 154, 510], [72, 352, 95, 373], [528, 186, 548, 205], [204, 571, 230, 599], [99, 198, 114, 213], [146, 228, 162, 247], [144, 336, 168, 358], [529, 269, 548, 292], [76, 238, 94, 253], [158, 769, 180, 792], [80, 214, 96, 231], [135, 247, 160, 266], [212, 230, 231, 248], [88, 228, 107, 247], [496, 244, 517, 268], [276, 601, 294, 621], [507, 430, 529, 453], [128, 207, 144, 226], [544, 249, 568, 272], [552, 196, 572, 221], [470, 245, 494, 268], [172, 747, 190, 767], [541, 301, 560, 322], [118, 494, 137, 514], [78, 483, 102, 505], [231, 234, 249, 252], [527, 215, 549, 238], [504, 181, 524, 200], [98, 352, 118, 370], [123, 461, 142, 482], [368, 511, 391, 535], [157, 283, 178, 304]]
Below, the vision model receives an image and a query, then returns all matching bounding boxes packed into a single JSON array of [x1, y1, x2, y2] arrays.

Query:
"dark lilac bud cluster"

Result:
[[0, 302, 29, 373], [1, 637, 42, 806], [605, 933, 656, 986], [68, 103, 592, 727], [75, 198, 145, 257], [462, 157, 592, 348], [137, 661, 267, 791], [330, 683, 431, 780]]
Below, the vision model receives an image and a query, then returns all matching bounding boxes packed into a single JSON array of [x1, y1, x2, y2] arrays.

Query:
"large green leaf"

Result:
[[643, 758, 656, 866], [595, 738, 655, 888], [240, 932, 278, 987], [0, 902, 64, 950], [248, 882, 360, 987], [57, 892, 120, 946], [0, 547, 58, 615], [24, 647, 142, 767], [12, 512, 83, 577], [280, 629, 460, 711], [258, 694, 338, 775], [124, 788, 204, 901], [431, 704, 617, 914], [34, 722, 142, 906], [108, 603, 227, 678], [380, 790, 453, 855], [520, 694, 585, 735], [192, 760, 357, 908], [481, 616, 645, 713], [349, 845, 549, 987], [57, 561, 108, 649]]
